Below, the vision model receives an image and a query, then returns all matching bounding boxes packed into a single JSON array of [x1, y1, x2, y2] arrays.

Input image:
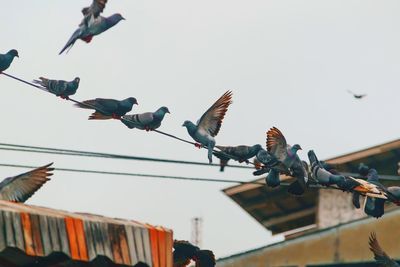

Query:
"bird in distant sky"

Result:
[[182, 91, 233, 164], [369, 232, 400, 267], [59, 0, 123, 55], [0, 49, 19, 73], [33, 77, 80, 99], [347, 90, 367, 99], [0, 163, 54, 203], [75, 97, 138, 120]]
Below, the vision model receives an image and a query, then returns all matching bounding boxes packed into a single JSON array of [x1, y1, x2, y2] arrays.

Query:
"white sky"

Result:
[[1, 0, 400, 258]]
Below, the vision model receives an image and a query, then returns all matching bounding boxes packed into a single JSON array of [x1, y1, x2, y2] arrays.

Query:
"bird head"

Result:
[[358, 163, 370, 177], [253, 144, 263, 152], [74, 77, 80, 84], [292, 144, 302, 152], [8, 49, 19, 58], [109, 13, 126, 24], [160, 106, 170, 114], [127, 97, 138, 105], [182, 120, 192, 128]]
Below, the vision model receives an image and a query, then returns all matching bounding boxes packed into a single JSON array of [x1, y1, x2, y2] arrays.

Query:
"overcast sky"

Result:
[[1, 0, 400, 258]]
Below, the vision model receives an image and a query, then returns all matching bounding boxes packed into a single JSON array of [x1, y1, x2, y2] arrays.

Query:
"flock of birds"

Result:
[[0, 0, 396, 266]]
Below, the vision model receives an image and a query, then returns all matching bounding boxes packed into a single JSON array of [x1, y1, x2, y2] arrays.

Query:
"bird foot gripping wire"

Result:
[[194, 143, 202, 149], [59, 95, 70, 100], [112, 114, 122, 120]]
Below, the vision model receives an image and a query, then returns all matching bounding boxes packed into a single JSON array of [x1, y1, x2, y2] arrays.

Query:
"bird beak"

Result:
[[182, 123, 185, 127], [122, 16, 126, 20], [16, 54, 19, 58], [167, 110, 171, 114]]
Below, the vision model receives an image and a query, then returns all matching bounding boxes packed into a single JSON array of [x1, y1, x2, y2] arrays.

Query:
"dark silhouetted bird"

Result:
[[0, 49, 19, 73], [75, 97, 138, 120], [122, 106, 170, 131], [182, 91, 233, 163], [33, 77, 80, 99], [347, 90, 367, 99], [213, 144, 262, 171], [0, 163, 54, 203], [173, 240, 216, 267], [369, 232, 399, 267]]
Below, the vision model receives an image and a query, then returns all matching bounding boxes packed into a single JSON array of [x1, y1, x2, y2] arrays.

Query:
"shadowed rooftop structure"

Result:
[[223, 139, 400, 236], [0, 200, 173, 267]]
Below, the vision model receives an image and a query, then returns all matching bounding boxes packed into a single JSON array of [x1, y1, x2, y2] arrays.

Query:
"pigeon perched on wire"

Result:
[[0, 49, 19, 73], [0, 163, 54, 203], [369, 232, 400, 267], [182, 91, 233, 164], [81, 0, 108, 27], [213, 144, 262, 172], [347, 90, 367, 99], [75, 97, 138, 120], [122, 106, 170, 131], [59, 13, 125, 54], [266, 127, 307, 195], [33, 77, 80, 99]]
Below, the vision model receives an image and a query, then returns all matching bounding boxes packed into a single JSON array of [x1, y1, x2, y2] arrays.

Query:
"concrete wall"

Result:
[[218, 209, 400, 267]]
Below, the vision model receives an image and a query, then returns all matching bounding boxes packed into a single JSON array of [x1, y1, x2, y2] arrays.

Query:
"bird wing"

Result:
[[0, 163, 54, 203], [197, 91, 233, 137], [76, 98, 119, 113], [82, 0, 108, 20], [369, 232, 400, 267], [266, 127, 288, 162]]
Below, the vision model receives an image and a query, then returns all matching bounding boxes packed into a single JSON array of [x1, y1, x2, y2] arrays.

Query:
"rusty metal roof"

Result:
[[223, 139, 400, 235], [0, 200, 173, 267]]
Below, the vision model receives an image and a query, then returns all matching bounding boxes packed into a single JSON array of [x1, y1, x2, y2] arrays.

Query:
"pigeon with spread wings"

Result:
[[81, 0, 108, 27], [266, 127, 307, 195], [0, 163, 54, 203], [182, 91, 233, 163], [369, 232, 399, 267]]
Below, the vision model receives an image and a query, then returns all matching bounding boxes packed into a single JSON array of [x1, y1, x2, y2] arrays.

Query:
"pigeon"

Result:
[[182, 91, 233, 164], [81, 0, 108, 27], [0, 163, 54, 203], [213, 144, 262, 172], [33, 77, 80, 99], [75, 97, 138, 120], [59, 13, 125, 55], [266, 127, 307, 195], [173, 240, 200, 267], [252, 148, 282, 176], [121, 106, 170, 131], [347, 90, 367, 99], [193, 250, 216, 267], [369, 232, 400, 267], [0, 49, 19, 73]]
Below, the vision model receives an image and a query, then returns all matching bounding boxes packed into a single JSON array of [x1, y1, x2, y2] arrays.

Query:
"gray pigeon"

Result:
[[182, 91, 233, 164], [266, 127, 307, 195], [369, 232, 400, 267], [122, 106, 170, 131], [213, 144, 262, 172], [347, 90, 367, 99], [59, 13, 125, 54], [0, 49, 19, 73], [75, 97, 138, 120], [81, 0, 108, 27], [0, 163, 54, 203], [33, 77, 80, 99]]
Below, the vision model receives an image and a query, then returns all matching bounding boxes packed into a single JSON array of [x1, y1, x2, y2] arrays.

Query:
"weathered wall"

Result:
[[218, 209, 400, 267], [317, 190, 365, 229]]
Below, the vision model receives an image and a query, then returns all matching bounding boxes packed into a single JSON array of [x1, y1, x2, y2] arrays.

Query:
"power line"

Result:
[[1, 72, 255, 166], [0, 142, 253, 170]]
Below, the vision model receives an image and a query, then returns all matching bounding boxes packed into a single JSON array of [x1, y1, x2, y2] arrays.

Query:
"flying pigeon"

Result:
[[121, 106, 170, 131], [75, 97, 138, 120], [33, 77, 80, 99], [213, 144, 262, 172], [0, 49, 19, 73], [59, 13, 125, 55], [266, 127, 307, 195], [182, 91, 233, 164], [0, 163, 54, 203], [347, 90, 367, 99], [369, 232, 400, 267], [81, 0, 108, 27]]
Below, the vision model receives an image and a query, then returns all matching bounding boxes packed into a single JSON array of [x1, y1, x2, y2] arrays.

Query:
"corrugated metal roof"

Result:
[[0, 200, 173, 267]]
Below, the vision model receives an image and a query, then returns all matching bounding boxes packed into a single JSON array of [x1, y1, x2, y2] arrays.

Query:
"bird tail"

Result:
[[89, 111, 112, 120], [59, 28, 82, 55], [74, 99, 98, 110], [32, 77, 50, 91], [219, 158, 228, 172]]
